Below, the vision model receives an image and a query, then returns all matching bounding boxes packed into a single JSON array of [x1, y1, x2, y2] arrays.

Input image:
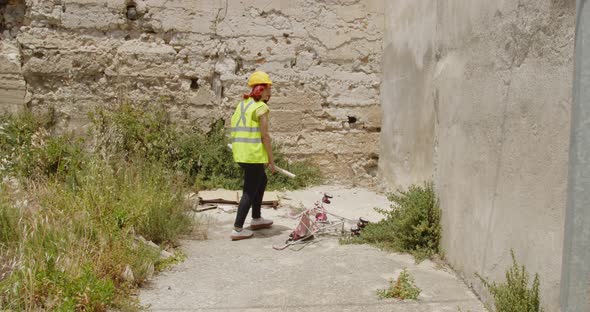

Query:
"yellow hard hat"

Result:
[[248, 71, 273, 87]]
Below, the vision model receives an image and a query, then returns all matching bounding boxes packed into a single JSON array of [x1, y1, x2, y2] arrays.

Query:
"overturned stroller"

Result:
[[273, 193, 370, 250]]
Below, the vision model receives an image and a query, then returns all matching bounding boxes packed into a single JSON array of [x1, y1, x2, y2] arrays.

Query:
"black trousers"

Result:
[[234, 163, 267, 229]]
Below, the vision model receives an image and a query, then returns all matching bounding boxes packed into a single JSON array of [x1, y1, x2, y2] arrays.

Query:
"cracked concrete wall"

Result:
[[380, 1, 574, 310], [1, 0, 384, 185]]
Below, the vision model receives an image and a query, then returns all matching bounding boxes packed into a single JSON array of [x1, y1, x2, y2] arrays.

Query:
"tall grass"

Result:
[[0, 104, 321, 310], [0, 111, 190, 310], [0, 159, 191, 310], [0, 112, 84, 182]]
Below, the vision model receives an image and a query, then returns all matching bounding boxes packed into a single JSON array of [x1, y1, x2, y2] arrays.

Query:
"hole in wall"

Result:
[[190, 78, 199, 90], [348, 116, 357, 124], [126, 1, 139, 21]]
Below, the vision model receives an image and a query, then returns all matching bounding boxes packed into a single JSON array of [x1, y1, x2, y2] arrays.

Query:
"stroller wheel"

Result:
[[322, 193, 333, 204], [351, 225, 361, 236], [357, 217, 369, 229], [315, 212, 328, 222]]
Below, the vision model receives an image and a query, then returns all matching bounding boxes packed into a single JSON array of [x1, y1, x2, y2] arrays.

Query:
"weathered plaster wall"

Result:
[[380, 1, 574, 310], [0, 0, 26, 113], [1, 0, 384, 185]]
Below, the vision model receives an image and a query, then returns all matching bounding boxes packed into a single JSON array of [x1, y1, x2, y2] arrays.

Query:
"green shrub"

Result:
[[88, 103, 180, 164], [187, 120, 243, 190], [35, 135, 85, 179], [0, 112, 42, 177], [377, 269, 421, 300], [478, 250, 543, 312], [0, 112, 85, 181], [343, 182, 441, 261], [267, 146, 323, 190]]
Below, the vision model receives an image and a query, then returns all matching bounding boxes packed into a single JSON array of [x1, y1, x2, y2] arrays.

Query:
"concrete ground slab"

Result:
[[139, 186, 487, 312]]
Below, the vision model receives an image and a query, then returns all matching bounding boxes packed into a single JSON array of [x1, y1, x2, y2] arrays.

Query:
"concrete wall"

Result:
[[0, 0, 384, 185], [380, 1, 575, 310], [0, 0, 26, 113]]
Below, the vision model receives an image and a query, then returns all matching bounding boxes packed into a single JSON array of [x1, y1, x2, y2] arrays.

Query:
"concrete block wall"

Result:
[[1, 0, 384, 185]]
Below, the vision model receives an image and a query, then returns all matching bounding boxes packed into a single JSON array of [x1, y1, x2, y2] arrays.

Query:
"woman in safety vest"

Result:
[[230, 71, 276, 240]]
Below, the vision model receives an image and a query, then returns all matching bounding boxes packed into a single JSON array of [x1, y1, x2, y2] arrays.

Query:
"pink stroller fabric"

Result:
[[292, 210, 314, 240]]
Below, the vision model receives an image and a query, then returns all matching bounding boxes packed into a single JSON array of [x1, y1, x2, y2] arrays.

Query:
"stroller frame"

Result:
[[273, 193, 353, 250]]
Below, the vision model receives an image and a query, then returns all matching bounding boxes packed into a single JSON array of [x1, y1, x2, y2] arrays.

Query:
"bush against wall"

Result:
[[343, 182, 441, 261], [477, 250, 544, 312]]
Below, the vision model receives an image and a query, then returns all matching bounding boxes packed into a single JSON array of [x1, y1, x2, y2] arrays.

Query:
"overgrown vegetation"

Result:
[[0, 104, 321, 310], [0, 112, 85, 181], [342, 182, 441, 261], [377, 269, 421, 300], [89, 103, 321, 190], [0, 159, 191, 310], [477, 250, 544, 312]]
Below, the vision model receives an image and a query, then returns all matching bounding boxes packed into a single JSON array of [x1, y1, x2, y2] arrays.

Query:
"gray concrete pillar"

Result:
[[560, 0, 590, 311]]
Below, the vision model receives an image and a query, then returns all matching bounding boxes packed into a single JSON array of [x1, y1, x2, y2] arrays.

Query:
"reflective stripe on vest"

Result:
[[232, 137, 262, 143], [231, 126, 260, 133], [237, 99, 254, 127], [230, 98, 268, 163]]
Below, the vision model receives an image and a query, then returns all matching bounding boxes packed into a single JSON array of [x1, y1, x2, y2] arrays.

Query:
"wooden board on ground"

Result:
[[198, 190, 280, 207], [198, 190, 240, 204]]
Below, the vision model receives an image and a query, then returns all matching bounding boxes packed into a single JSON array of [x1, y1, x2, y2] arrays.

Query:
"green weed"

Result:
[[377, 269, 421, 300], [477, 250, 543, 312], [155, 250, 188, 272]]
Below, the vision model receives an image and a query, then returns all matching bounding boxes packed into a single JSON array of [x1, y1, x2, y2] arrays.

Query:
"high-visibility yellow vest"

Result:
[[230, 98, 269, 163]]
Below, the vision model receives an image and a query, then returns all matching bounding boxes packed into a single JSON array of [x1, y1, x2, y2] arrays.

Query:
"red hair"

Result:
[[243, 84, 268, 101]]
